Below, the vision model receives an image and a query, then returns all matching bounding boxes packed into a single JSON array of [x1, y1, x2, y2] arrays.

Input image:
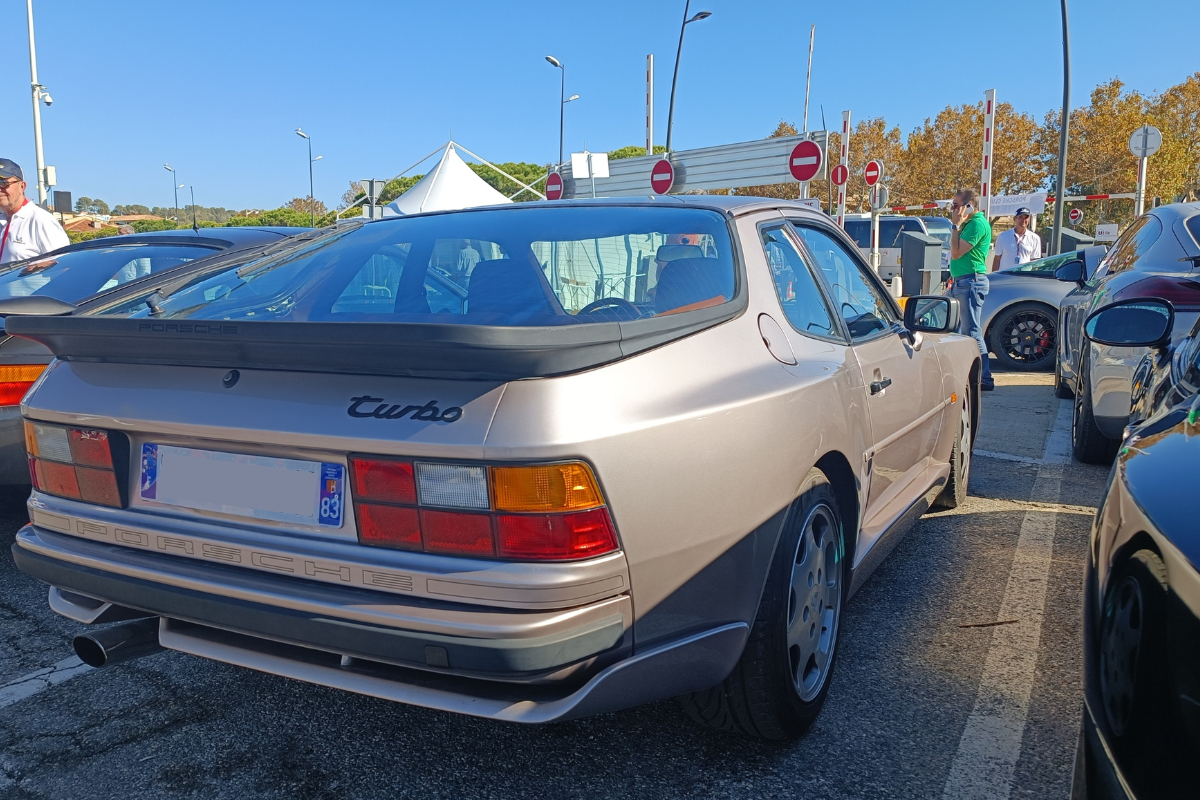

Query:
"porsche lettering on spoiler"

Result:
[[347, 395, 464, 423], [137, 322, 239, 335]]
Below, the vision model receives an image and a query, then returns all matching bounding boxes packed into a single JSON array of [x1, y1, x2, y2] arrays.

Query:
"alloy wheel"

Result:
[[1100, 575, 1144, 736], [786, 503, 842, 702], [1000, 309, 1056, 367]]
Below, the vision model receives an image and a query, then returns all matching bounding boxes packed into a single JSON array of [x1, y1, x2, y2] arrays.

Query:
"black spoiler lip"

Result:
[[4, 301, 743, 381]]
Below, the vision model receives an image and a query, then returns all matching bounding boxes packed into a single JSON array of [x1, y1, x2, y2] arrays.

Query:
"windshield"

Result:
[[1004, 252, 1075, 275], [119, 206, 737, 326], [0, 244, 216, 304], [842, 219, 924, 249]]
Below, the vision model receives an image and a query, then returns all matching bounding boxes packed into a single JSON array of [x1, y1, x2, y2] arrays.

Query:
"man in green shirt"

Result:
[[948, 188, 995, 390]]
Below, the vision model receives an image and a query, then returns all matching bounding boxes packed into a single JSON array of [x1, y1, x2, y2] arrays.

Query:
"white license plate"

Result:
[[139, 444, 344, 527]]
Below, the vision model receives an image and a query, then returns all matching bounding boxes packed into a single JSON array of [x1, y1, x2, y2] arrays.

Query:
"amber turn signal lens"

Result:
[[491, 462, 604, 513]]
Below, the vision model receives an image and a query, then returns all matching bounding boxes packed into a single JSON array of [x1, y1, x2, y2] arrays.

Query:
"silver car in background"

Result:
[[1056, 202, 1200, 463], [10, 197, 979, 739], [975, 246, 1107, 372]]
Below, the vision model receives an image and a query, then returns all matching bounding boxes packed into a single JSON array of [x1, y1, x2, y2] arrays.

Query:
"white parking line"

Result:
[[0, 656, 92, 710], [941, 399, 1073, 800]]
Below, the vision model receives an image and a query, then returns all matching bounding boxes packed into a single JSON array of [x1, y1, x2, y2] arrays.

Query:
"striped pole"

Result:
[[645, 55, 654, 157], [837, 110, 851, 227], [980, 89, 996, 218]]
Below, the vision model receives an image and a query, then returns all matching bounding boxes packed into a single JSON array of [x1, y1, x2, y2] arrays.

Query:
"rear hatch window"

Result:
[[120, 206, 737, 326], [0, 244, 216, 303]]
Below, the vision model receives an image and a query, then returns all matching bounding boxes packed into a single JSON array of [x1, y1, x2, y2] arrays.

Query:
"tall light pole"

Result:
[[545, 56, 570, 171], [1050, 0, 1071, 255], [164, 164, 179, 222], [665, 2, 711, 153], [296, 128, 318, 226], [25, 0, 53, 207]]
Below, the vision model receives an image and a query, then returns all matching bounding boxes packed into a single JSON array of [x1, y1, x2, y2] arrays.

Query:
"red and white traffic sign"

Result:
[[864, 159, 884, 187], [1069, 208, 1083, 225], [545, 172, 564, 201], [789, 140, 823, 183], [651, 159, 675, 194], [830, 164, 849, 187]]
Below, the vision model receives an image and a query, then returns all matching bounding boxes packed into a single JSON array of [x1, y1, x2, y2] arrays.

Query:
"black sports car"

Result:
[[1073, 297, 1200, 799]]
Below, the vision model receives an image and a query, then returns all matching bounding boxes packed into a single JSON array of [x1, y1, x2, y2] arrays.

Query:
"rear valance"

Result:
[[5, 300, 743, 381]]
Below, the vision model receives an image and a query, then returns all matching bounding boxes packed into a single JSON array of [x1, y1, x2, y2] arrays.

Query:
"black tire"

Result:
[[680, 469, 845, 739], [1099, 550, 1175, 786], [933, 387, 972, 510], [1054, 357, 1074, 399], [1072, 350, 1120, 464], [988, 302, 1058, 372]]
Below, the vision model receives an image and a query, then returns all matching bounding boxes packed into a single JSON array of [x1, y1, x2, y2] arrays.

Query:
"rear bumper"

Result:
[[13, 525, 747, 721]]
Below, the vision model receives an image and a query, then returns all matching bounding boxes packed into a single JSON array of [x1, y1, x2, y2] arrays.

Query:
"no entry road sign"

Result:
[[864, 160, 883, 187], [546, 172, 564, 200], [831, 164, 849, 186], [651, 159, 675, 194], [1069, 208, 1083, 225], [789, 140, 822, 182]]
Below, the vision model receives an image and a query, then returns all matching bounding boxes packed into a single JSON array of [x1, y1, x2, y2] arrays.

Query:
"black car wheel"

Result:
[[988, 302, 1058, 372], [681, 468, 845, 739], [1099, 550, 1181, 791], [1072, 350, 1120, 464]]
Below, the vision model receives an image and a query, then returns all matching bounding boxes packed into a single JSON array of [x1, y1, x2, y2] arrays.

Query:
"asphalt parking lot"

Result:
[[0, 368, 1111, 800]]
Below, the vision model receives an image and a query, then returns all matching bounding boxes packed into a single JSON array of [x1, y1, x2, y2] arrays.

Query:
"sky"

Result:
[[0, 0, 1195, 212]]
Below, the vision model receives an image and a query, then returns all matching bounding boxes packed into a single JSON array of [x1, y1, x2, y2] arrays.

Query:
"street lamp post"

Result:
[[164, 164, 179, 222], [185, 185, 196, 229], [665, 1, 711, 153], [25, 0, 53, 207], [296, 128, 318, 226], [1050, 0, 1071, 255], [545, 56, 570, 171]]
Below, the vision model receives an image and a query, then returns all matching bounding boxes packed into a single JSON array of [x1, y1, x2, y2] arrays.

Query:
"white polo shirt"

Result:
[[993, 227, 1042, 268], [0, 201, 70, 264]]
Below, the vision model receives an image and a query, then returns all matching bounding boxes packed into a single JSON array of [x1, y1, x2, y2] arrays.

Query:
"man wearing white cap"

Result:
[[0, 158, 69, 265], [992, 207, 1041, 270]]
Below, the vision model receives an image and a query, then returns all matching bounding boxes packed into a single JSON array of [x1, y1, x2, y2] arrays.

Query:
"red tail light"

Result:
[[24, 421, 123, 507], [1113, 276, 1200, 310], [348, 456, 619, 561], [0, 366, 47, 407]]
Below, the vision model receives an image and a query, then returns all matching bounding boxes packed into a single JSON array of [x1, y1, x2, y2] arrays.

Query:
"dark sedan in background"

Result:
[[1072, 297, 1200, 799], [0, 226, 309, 488]]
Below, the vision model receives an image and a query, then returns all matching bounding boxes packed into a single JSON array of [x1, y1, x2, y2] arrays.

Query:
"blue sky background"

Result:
[[0, 0, 1194, 211]]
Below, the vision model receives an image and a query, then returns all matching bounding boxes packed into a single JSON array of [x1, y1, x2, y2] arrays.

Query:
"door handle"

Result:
[[870, 377, 892, 395]]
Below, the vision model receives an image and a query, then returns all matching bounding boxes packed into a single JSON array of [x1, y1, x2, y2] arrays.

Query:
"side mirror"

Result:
[[904, 295, 960, 334], [1084, 297, 1174, 349], [1054, 258, 1087, 284]]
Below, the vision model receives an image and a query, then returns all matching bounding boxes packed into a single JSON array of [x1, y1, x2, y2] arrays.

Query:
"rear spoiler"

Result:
[[5, 301, 743, 381]]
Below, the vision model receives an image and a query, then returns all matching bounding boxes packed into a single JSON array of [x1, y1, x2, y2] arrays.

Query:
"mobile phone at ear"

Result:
[[964, 203, 975, 213]]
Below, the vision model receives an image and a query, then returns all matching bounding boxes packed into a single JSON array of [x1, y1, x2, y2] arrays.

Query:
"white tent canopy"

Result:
[[383, 143, 513, 216]]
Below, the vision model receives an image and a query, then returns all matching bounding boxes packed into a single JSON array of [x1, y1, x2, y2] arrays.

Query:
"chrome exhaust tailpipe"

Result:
[[73, 617, 163, 668]]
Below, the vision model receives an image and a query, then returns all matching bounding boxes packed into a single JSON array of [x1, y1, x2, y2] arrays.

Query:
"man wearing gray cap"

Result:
[[0, 159, 68, 264], [992, 206, 1041, 270]]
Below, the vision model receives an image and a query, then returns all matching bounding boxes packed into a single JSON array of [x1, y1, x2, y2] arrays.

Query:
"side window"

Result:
[[1101, 216, 1162, 277], [760, 226, 839, 340], [792, 224, 896, 340]]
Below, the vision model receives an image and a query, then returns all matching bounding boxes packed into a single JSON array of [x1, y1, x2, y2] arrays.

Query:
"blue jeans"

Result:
[[949, 273, 994, 387]]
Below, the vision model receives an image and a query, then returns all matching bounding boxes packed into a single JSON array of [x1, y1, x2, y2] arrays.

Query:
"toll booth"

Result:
[[900, 231, 943, 296], [1060, 228, 1095, 251]]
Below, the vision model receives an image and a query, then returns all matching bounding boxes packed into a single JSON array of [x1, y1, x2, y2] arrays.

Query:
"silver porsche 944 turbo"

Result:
[[9, 197, 980, 739]]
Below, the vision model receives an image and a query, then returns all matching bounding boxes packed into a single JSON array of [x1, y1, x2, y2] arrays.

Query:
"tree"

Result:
[[92, 198, 110, 215], [74, 196, 92, 213], [608, 145, 667, 160], [468, 161, 548, 201], [1151, 72, 1200, 200], [226, 207, 310, 227], [113, 204, 151, 216], [286, 196, 327, 216]]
